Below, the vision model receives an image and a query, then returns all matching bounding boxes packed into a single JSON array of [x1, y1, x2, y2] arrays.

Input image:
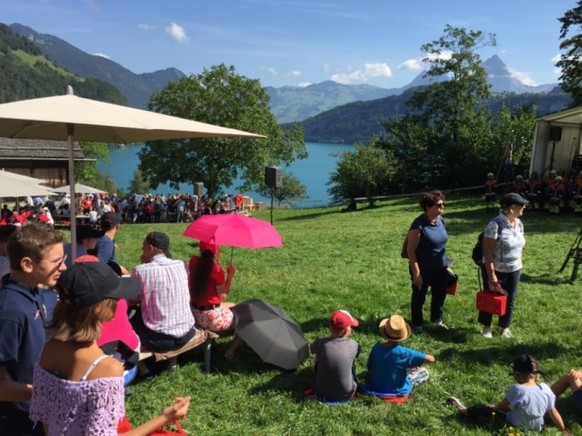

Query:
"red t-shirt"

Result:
[[188, 255, 226, 306]]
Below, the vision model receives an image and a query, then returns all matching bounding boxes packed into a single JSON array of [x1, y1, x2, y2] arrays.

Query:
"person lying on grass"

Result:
[[447, 354, 570, 435], [308, 310, 360, 403], [360, 314, 435, 398]]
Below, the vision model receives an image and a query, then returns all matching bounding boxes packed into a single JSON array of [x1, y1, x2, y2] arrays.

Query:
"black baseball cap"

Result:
[[512, 354, 543, 375], [100, 212, 122, 230], [146, 232, 172, 258], [56, 261, 140, 307], [500, 193, 529, 208], [76, 225, 105, 242]]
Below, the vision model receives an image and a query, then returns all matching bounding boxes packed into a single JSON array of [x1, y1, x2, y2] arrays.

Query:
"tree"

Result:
[[257, 173, 308, 207], [75, 141, 113, 189], [376, 26, 499, 189], [128, 169, 151, 194], [139, 64, 306, 198], [557, 1, 582, 107], [327, 143, 395, 207]]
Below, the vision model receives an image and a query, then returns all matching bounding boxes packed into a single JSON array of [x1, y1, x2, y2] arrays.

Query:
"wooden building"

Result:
[[0, 138, 91, 187]]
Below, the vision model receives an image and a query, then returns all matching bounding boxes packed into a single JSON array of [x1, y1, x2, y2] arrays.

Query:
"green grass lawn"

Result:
[[106, 196, 582, 435]]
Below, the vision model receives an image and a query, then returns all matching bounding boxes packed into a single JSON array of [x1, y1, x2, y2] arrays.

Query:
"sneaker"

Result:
[[481, 326, 493, 338], [446, 396, 466, 411], [501, 328, 513, 339], [412, 325, 424, 334], [436, 321, 449, 330]]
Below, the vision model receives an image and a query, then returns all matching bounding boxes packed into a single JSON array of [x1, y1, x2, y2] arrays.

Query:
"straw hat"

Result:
[[379, 315, 411, 342]]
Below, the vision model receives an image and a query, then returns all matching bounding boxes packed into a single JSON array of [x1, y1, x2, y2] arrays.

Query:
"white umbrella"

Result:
[[54, 183, 107, 195], [0, 173, 56, 198], [0, 86, 265, 257], [0, 169, 49, 185]]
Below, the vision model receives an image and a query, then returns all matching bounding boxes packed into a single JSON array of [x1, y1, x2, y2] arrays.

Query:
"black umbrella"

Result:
[[231, 299, 308, 370]]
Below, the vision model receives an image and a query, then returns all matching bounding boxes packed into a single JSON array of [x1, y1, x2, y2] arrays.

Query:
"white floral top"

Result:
[[484, 214, 525, 273]]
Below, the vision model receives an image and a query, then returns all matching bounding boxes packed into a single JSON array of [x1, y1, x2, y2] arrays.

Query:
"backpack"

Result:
[[471, 217, 504, 266]]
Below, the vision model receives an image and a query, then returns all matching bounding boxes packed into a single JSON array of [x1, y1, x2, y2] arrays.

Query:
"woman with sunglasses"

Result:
[[405, 190, 449, 334], [479, 193, 527, 339]]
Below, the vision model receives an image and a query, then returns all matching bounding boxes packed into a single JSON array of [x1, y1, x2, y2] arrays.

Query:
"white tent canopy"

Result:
[[530, 107, 582, 177]]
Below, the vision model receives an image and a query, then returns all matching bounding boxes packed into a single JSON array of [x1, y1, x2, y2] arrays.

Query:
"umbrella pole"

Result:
[[67, 123, 77, 260], [230, 246, 234, 263]]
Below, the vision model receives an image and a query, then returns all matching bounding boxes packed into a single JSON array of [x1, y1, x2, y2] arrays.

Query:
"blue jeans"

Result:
[[478, 268, 521, 328], [410, 267, 448, 327]]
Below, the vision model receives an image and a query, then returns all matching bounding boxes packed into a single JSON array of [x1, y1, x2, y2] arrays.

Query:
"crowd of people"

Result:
[[0, 185, 581, 434], [484, 169, 582, 214], [0, 191, 251, 229]]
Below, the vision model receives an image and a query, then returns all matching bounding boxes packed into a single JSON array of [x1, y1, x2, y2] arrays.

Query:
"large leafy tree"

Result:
[[75, 142, 114, 190], [139, 64, 306, 197], [557, 1, 582, 107], [376, 26, 499, 189]]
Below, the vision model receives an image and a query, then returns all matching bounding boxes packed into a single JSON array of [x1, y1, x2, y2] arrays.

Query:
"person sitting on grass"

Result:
[[29, 261, 190, 435], [308, 310, 360, 403], [361, 314, 435, 398], [447, 354, 570, 434], [551, 367, 582, 415]]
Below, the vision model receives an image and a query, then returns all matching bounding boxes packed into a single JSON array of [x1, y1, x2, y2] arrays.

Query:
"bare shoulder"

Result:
[[89, 356, 124, 380]]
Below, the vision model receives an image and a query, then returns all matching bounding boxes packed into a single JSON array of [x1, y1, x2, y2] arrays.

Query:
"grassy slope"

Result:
[[107, 196, 581, 435]]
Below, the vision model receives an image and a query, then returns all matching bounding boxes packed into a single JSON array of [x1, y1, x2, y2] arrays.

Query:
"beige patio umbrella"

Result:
[[0, 172, 56, 198], [0, 86, 265, 257], [0, 169, 49, 185], [54, 183, 107, 195]]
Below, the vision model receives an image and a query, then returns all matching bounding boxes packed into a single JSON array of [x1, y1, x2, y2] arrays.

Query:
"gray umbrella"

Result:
[[231, 299, 308, 370]]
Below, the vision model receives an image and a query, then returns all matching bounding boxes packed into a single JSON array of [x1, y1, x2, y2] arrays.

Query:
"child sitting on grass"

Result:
[[308, 310, 360, 403], [362, 314, 435, 398], [447, 354, 570, 434]]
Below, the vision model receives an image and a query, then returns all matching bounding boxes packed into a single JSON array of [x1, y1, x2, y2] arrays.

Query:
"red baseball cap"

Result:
[[330, 310, 359, 329]]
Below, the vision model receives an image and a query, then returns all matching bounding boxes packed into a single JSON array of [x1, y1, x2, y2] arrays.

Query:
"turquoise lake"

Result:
[[98, 142, 355, 208]]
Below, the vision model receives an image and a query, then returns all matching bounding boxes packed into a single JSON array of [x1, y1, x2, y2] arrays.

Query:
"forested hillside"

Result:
[[0, 24, 127, 104], [299, 88, 571, 144]]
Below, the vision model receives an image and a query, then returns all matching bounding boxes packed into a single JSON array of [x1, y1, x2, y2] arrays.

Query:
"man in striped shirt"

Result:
[[130, 232, 196, 352]]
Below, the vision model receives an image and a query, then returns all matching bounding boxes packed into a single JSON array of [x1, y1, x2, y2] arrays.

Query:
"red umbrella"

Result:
[[183, 214, 283, 250]]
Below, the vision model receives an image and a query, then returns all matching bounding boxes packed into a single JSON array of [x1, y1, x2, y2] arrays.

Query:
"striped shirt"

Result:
[[132, 254, 194, 337]]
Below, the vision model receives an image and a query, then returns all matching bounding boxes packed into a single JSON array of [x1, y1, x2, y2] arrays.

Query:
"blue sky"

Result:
[[1, 0, 575, 89]]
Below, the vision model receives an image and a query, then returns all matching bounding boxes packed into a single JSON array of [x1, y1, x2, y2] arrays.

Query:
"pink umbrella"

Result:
[[184, 214, 283, 250]]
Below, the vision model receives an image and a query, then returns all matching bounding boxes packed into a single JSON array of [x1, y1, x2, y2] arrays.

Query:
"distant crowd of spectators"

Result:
[[0, 191, 249, 227]]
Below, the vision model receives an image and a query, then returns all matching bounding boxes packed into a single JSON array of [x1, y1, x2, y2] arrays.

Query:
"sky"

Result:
[[1, 0, 577, 89]]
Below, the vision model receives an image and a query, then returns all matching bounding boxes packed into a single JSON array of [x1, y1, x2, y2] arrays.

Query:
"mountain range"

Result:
[[5, 22, 569, 144], [9, 23, 185, 109]]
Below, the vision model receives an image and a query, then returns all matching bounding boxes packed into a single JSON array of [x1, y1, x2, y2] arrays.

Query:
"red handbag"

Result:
[[476, 290, 507, 316]]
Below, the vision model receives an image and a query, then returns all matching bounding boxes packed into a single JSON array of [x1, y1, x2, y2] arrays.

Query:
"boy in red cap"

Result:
[[308, 310, 360, 403]]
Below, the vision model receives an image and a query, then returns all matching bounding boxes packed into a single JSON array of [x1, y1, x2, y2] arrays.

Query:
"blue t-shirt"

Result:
[[91, 235, 117, 263], [0, 279, 48, 413], [506, 382, 555, 431], [367, 342, 426, 395], [410, 214, 448, 272]]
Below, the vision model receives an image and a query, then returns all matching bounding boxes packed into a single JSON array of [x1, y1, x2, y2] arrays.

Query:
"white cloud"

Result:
[[330, 62, 392, 84], [289, 70, 301, 78], [261, 66, 278, 75], [424, 50, 453, 62], [165, 23, 189, 43], [399, 58, 422, 71], [323, 64, 330, 74], [93, 53, 110, 60], [298, 82, 312, 88], [507, 68, 537, 86], [138, 24, 156, 31], [83, 0, 98, 11]]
